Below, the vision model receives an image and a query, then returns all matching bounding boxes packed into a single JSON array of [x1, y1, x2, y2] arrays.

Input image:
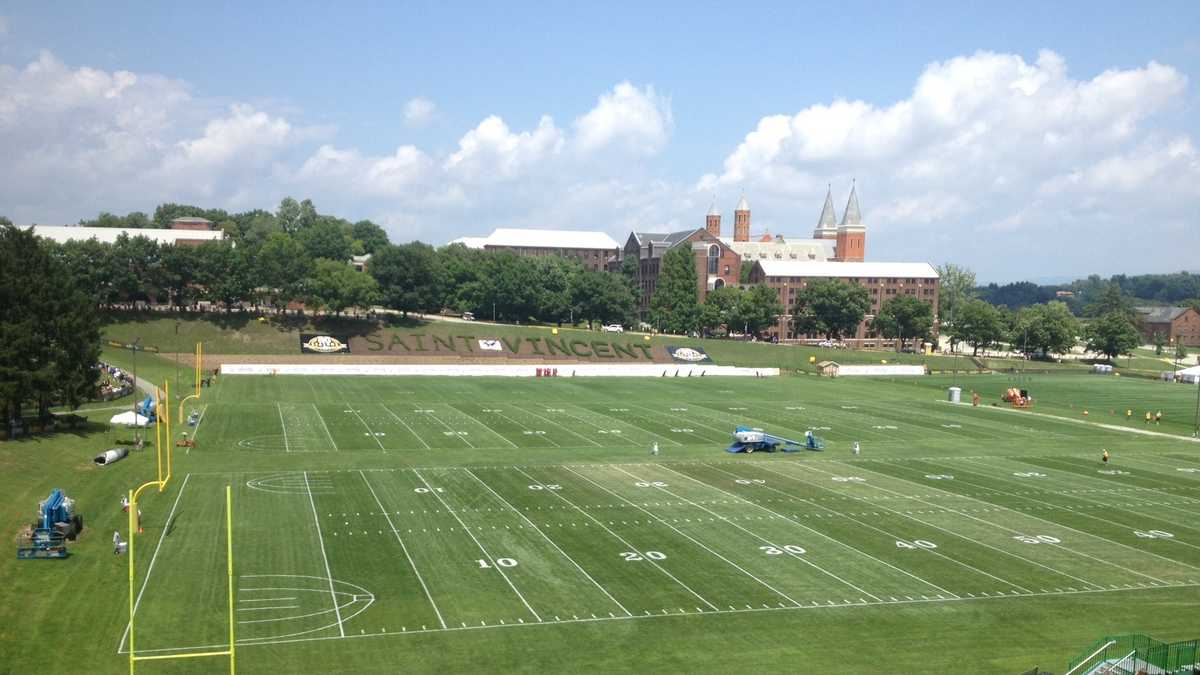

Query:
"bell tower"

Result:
[[733, 194, 750, 242], [705, 200, 721, 237], [833, 183, 866, 262]]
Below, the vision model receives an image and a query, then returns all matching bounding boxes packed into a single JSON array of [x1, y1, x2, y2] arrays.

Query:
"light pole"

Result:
[[130, 337, 141, 444], [492, 302, 496, 323]]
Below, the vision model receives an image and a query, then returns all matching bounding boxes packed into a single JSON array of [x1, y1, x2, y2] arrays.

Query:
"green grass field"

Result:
[[4, 370, 1200, 674]]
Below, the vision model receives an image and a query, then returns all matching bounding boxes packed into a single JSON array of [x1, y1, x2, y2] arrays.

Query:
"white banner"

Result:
[[834, 364, 926, 377], [478, 339, 503, 351], [222, 364, 779, 378]]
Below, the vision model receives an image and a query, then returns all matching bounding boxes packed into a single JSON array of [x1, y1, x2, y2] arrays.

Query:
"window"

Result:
[[707, 244, 719, 275]]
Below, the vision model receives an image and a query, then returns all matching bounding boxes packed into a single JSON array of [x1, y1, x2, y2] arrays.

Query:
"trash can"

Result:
[[948, 387, 962, 403]]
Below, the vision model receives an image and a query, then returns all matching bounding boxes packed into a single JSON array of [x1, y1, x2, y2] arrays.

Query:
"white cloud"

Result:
[[403, 97, 436, 127], [573, 81, 672, 155], [443, 114, 564, 181]]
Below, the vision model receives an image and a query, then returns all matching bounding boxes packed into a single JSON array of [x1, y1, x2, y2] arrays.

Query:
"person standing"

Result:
[[852, 441, 861, 456], [651, 442, 659, 456], [1102, 449, 1110, 465], [1155, 410, 1162, 425], [113, 530, 124, 555]]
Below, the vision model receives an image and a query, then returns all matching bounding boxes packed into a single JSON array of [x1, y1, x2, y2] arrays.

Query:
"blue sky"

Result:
[[2, 2, 1198, 282]]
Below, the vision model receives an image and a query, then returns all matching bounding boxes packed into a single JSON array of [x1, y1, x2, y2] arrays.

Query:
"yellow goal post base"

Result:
[[127, 484, 235, 674]]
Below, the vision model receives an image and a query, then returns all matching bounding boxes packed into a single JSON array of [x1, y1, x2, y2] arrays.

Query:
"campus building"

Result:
[[29, 224, 225, 248], [750, 260, 940, 344], [450, 228, 620, 271], [1136, 306, 1200, 347], [622, 228, 741, 322]]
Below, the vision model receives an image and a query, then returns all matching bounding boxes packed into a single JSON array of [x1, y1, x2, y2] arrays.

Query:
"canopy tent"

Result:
[[109, 411, 151, 427], [1179, 365, 1200, 384]]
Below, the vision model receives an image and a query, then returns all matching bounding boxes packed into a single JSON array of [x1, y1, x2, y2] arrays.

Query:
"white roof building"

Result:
[[450, 228, 620, 251], [755, 260, 939, 279], [29, 225, 225, 246]]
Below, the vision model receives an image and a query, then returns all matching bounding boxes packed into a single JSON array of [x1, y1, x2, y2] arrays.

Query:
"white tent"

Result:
[[109, 411, 150, 427], [1179, 365, 1200, 385]]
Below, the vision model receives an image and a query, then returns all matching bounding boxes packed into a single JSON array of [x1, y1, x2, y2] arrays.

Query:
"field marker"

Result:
[[117, 473, 191, 653], [544, 404, 682, 446], [310, 404, 340, 452], [465, 469, 632, 617], [359, 470, 446, 629], [277, 403, 291, 453], [512, 466, 718, 611], [446, 404, 519, 448], [412, 469, 540, 621], [513, 405, 605, 447], [343, 400, 386, 451], [379, 404, 430, 449], [418, 406, 477, 449], [304, 472, 345, 637], [623, 465, 881, 602]]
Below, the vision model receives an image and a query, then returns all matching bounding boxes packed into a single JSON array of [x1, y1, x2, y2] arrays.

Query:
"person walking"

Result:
[[113, 530, 124, 555], [1155, 410, 1162, 425], [651, 442, 659, 457], [1102, 449, 1110, 465], [852, 441, 861, 456]]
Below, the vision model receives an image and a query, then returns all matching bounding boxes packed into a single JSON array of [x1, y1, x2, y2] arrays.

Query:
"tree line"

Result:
[[976, 272, 1200, 314]]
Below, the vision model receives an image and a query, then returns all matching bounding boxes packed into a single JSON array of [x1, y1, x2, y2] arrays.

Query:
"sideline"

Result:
[[939, 400, 1200, 443]]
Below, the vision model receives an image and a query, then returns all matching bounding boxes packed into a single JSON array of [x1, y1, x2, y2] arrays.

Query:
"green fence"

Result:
[[1066, 633, 1199, 674]]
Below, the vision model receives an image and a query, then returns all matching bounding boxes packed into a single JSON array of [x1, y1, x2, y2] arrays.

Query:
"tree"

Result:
[[256, 232, 312, 311], [573, 270, 636, 328], [1085, 282, 1135, 320], [948, 298, 1006, 356], [1, 224, 101, 420], [194, 242, 255, 312], [306, 259, 380, 315], [1176, 342, 1189, 361], [699, 286, 743, 333], [792, 279, 870, 341], [158, 244, 200, 307], [739, 284, 784, 335], [296, 216, 352, 262], [1084, 312, 1141, 361], [649, 245, 700, 333], [276, 197, 302, 235], [351, 220, 389, 255], [368, 242, 444, 316], [873, 296, 934, 350], [936, 263, 976, 323], [1153, 331, 1166, 356], [1011, 301, 1079, 356]]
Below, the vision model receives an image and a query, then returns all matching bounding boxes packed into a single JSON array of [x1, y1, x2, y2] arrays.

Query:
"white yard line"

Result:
[[512, 406, 604, 447], [117, 473, 191, 653], [310, 403, 340, 452], [237, 605, 300, 612], [419, 406, 477, 449], [700, 461, 964, 593], [359, 470, 447, 629], [939, 400, 1200, 443], [304, 471, 345, 637], [753, 462, 1105, 591], [627, 403, 728, 437], [239, 597, 297, 603], [186, 404, 210, 455], [345, 401, 386, 451], [573, 466, 805, 607], [411, 469, 540, 621], [817, 460, 1180, 585], [512, 466, 718, 611], [446, 404, 519, 448], [380, 404, 431, 450], [551, 404, 684, 446], [277, 403, 291, 453], [465, 468, 631, 616]]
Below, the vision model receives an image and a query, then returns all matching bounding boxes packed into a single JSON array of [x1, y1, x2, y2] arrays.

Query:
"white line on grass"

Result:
[[447, 404, 519, 448], [304, 471, 345, 638], [615, 464, 884, 602], [380, 404, 430, 450], [277, 403, 291, 453], [550, 404, 683, 446], [705, 463, 1011, 596], [420, 406, 477, 449], [818, 460, 1179, 585], [573, 466, 805, 607], [465, 468, 631, 617], [311, 403, 340, 452], [938, 400, 1200, 444], [412, 469, 540, 621], [511, 406, 604, 447], [186, 404, 210, 455], [344, 400, 386, 451], [359, 470, 447, 629], [753, 462, 1105, 591], [117, 473, 191, 653], [512, 466, 718, 611]]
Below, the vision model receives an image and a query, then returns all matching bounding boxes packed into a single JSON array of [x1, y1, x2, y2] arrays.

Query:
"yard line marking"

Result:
[[574, 466, 804, 607], [626, 403, 728, 437], [412, 469, 539, 621], [619, 465, 881, 602], [123, 582, 1200, 654], [344, 400, 386, 452], [513, 406, 605, 447], [311, 403, 340, 452], [304, 471, 345, 637], [117, 473, 191, 653], [379, 404, 430, 450], [420, 406, 476, 449], [938, 399, 1200, 444], [816, 461, 1178, 585], [239, 597, 297, 603], [514, 466, 718, 611], [546, 404, 683, 446], [186, 404, 210, 454], [237, 605, 300, 612], [702, 464, 969, 597], [447, 404, 519, 448], [465, 469, 631, 617], [277, 403, 291, 453], [756, 463, 1104, 591], [360, 470, 446, 629]]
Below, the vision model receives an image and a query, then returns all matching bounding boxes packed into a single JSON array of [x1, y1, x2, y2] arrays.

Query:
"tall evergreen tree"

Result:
[[649, 245, 700, 333]]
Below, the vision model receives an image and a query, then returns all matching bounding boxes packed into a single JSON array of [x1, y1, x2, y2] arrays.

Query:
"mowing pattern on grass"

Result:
[[117, 374, 1200, 659]]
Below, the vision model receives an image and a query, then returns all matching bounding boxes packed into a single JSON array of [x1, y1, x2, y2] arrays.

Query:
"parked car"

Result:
[[601, 324, 624, 333], [461, 311, 475, 321]]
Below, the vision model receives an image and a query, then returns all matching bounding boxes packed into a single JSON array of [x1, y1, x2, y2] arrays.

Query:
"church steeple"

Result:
[[733, 192, 750, 242], [705, 197, 721, 237], [813, 184, 839, 240], [834, 181, 865, 262], [841, 183, 862, 226]]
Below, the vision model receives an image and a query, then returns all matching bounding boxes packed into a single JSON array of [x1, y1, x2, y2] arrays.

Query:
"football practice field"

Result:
[[47, 373, 1200, 673]]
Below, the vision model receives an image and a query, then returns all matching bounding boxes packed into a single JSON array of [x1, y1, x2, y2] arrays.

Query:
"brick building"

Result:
[[749, 260, 940, 345], [451, 228, 619, 271], [1136, 306, 1200, 347], [622, 228, 740, 322]]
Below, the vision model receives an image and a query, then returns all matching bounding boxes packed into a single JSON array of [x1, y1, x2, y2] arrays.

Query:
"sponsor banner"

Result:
[[300, 334, 351, 354], [835, 364, 925, 377], [667, 346, 712, 364], [223, 363, 779, 377], [478, 339, 503, 351], [105, 339, 159, 353]]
